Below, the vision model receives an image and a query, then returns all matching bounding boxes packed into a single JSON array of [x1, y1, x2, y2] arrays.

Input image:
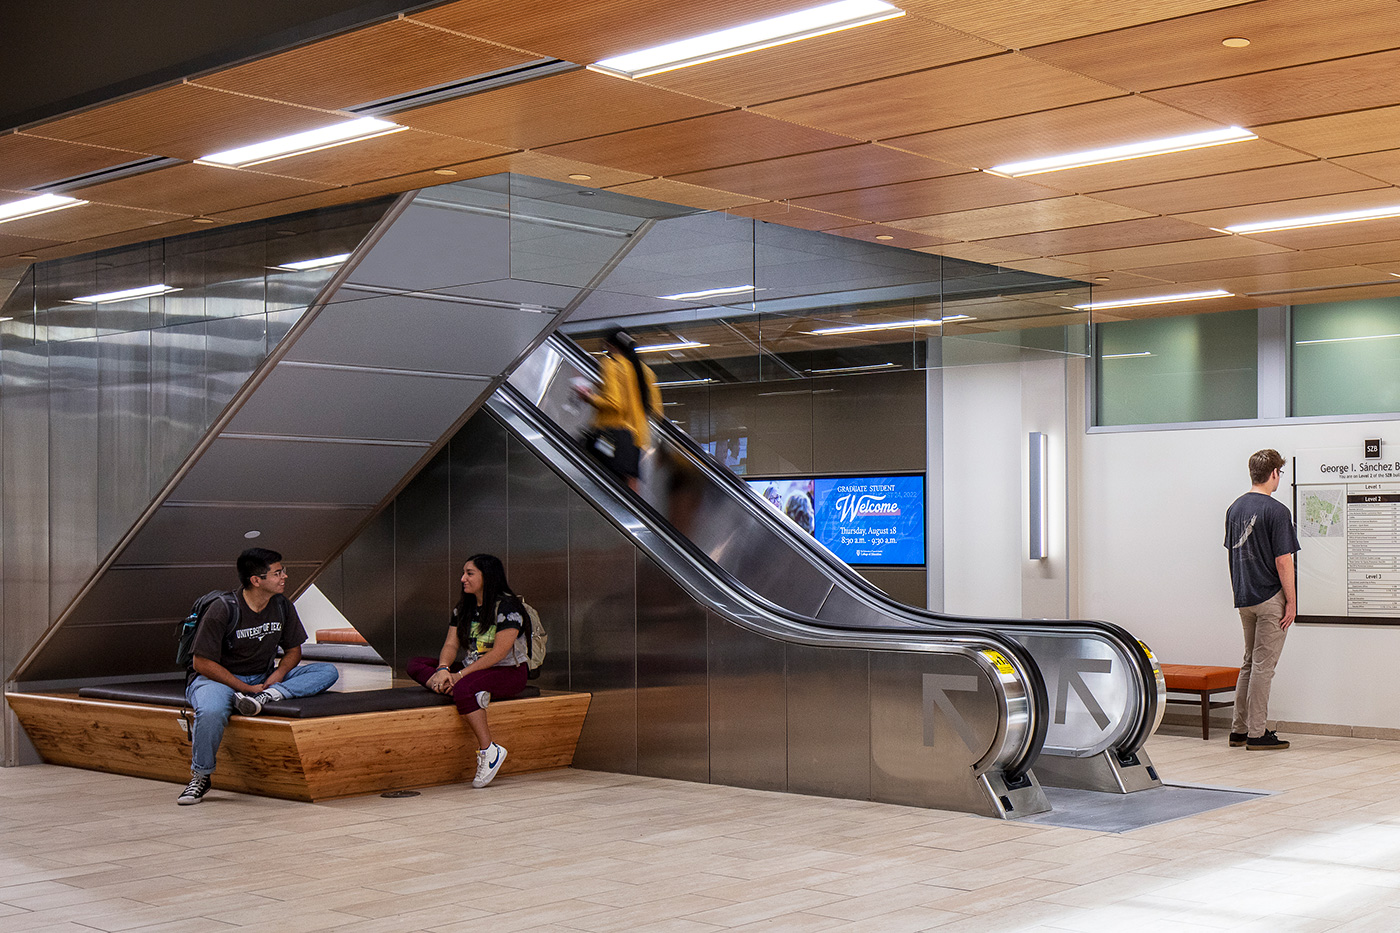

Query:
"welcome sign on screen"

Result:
[[746, 474, 926, 566]]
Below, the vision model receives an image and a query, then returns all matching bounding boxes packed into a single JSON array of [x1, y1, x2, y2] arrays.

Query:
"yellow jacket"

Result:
[[593, 352, 662, 447]]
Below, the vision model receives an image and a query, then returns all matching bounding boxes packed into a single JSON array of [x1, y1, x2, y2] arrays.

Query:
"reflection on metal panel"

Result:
[[708, 609, 787, 792], [149, 322, 208, 490], [48, 338, 100, 615], [568, 500, 637, 774], [2, 343, 49, 677], [98, 331, 152, 556], [787, 643, 869, 800], [394, 447, 453, 649], [637, 555, 708, 783], [204, 313, 267, 420], [1022, 634, 1132, 756], [870, 650, 996, 811], [340, 509, 400, 667]]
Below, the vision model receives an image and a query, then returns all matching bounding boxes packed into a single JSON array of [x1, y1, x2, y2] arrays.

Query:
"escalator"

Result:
[[499, 334, 1167, 794]]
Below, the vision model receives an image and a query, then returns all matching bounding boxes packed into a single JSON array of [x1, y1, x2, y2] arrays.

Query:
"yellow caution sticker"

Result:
[[981, 650, 1016, 676], [1137, 639, 1156, 661]]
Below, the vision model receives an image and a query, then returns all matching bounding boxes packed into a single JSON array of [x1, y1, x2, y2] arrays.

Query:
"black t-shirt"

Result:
[[450, 593, 528, 668], [1224, 492, 1301, 608], [190, 591, 306, 677]]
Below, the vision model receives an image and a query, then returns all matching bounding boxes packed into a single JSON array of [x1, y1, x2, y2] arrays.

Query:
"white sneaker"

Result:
[[475, 690, 491, 710], [234, 690, 281, 716], [473, 743, 506, 788]]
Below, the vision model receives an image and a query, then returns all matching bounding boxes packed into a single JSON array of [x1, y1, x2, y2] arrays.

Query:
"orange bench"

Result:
[[315, 627, 369, 646], [1161, 664, 1240, 741]]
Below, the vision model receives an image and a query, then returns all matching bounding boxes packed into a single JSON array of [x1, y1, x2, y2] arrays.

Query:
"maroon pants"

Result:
[[406, 656, 527, 715]]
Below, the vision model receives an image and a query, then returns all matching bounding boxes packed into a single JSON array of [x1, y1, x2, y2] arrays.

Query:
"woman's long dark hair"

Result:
[[455, 553, 516, 636], [607, 329, 654, 417]]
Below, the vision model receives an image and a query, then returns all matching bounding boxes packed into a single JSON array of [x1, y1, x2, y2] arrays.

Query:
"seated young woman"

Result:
[[406, 553, 529, 788]]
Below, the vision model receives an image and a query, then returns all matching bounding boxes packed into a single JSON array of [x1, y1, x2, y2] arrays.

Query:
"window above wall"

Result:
[[1094, 308, 1259, 427]]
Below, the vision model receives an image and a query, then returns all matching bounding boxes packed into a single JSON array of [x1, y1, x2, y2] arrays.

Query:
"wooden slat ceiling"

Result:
[[10, 0, 1400, 315]]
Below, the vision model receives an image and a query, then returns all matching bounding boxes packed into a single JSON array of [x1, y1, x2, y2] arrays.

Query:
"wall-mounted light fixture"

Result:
[[1029, 431, 1048, 561]]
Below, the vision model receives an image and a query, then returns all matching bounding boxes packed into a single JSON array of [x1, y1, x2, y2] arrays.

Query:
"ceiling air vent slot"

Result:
[[350, 59, 580, 117], [32, 156, 186, 193]]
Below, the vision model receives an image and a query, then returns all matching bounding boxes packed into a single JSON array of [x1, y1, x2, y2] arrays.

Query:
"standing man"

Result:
[[178, 547, 339, 804], [1224, 449, 1300, 751]]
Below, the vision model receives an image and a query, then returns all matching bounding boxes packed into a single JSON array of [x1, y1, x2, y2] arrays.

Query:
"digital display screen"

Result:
[[746, 474, 926, 566]]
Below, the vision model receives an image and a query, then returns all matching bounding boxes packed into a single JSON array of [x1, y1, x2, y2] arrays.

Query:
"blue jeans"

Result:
[[185, 662, 339, 775]]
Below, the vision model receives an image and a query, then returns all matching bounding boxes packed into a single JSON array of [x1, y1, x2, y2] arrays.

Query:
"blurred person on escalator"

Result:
[[577, 328, 662, 493]]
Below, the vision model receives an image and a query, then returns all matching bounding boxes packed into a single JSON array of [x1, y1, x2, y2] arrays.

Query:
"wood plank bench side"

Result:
[[6, 691, 590, 802]]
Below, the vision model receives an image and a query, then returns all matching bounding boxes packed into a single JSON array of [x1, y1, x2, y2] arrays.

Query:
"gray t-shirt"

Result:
[[1224, 492, 1300, 608]]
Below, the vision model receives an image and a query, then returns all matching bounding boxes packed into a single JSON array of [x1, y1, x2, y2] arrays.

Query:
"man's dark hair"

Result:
[[238, 547, 283, 588], [1248, 449, 1285, 485]]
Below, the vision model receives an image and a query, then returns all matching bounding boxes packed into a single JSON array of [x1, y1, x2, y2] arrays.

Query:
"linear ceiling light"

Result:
[[275, 253, 351, 271], [197, 118, 406, 168], [657, 285, 755, 301], [1222, 204, 1400, 235], [591, 0, 904, 79], [1101, 351, 1153, 359], [807, 315, 972, 335], [637, 340, 709, 353], [0, 193, 86, 224], [986, 127, 1256, 178], [1073, 290, 1231, 311], [69, 284, 181, 304], [656, 377, 716, 387]]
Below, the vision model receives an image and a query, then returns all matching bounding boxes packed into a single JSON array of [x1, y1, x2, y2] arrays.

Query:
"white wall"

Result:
[[1078, 416, 1400, 730], [942, 356, 1069, 619]]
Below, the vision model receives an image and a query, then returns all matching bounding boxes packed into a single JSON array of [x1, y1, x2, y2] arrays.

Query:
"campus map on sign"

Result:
[[1295, 447, 1400, 623], [1299, 488, 1344, 538]]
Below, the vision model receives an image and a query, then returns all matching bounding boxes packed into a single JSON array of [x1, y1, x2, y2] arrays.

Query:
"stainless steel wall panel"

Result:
[[338, 508, 399, 667], [18, 620, 188, 683], [225, 364, 490, 443], [172, 437, 428, 506], [47, 337, 100, 615], [35, 255, 99, 341], [708, 609, 786, 792], [116, 504, 372, 567], [854, 569, 926, 610], [868, 650, 997, 810], [266, 308, 305, 350], [149, 321, 208, 490], [567, 499, 637, 774], [1, 341, 47, 680], [786, 643, 870, 800], [204, 313, 268, 420], [393, 447, 454, 660], [345, 194, 512, 294], [503, 436, 570, 691], [198, 231, 269, 323], [450, 415, 509, 572], [707, 382, 813, 477], [636, 555, 708, 783], [284, 291, 553, 378], [65, 566, 237, 626], [97, 330, 152, 557], [813, 370, 925, 474]]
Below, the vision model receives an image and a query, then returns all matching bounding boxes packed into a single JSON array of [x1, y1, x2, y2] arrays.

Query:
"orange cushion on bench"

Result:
[[1161, 664, 1239, 691], [315, 627, 369, 646]]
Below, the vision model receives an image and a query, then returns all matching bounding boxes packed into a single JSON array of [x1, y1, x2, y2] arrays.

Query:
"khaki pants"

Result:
[[1231, 590, 1289, 738]]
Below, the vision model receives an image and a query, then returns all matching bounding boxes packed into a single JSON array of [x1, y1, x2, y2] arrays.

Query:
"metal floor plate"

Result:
[[1015, 781, 1270, 833]]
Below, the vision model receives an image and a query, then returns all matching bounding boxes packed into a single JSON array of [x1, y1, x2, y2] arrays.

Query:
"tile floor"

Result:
[[3, 727, 1400, 932]]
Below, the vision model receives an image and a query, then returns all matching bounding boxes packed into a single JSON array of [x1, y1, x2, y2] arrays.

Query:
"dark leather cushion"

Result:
[[77, 680, 540, 718]]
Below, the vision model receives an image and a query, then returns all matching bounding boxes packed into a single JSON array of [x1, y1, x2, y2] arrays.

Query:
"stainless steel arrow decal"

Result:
[[1055, 657, 1112, 729], [923, 673, 981, 751]]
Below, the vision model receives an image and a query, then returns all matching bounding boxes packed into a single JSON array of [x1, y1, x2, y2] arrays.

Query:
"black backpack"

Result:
[[175, 590, 239, 667]]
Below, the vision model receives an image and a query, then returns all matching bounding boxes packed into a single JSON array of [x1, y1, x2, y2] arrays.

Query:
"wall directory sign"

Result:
[[1295, 442, 1400, 625], [747, 474, 926, 566]]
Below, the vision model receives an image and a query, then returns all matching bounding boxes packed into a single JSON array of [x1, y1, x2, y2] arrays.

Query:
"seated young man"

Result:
[[178, 547, 338, 805]]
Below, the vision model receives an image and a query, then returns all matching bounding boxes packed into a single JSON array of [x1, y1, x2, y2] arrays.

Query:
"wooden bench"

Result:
[[1161, 664, 1239, 740], [6, 684, 590, 802]]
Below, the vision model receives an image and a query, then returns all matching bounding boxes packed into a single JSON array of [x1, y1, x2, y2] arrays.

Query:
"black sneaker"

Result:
[[177, 773, 211, 805], [1246, 730, 1290, 751], [1228, 732, 1248, 747], [234, 690, 281, 716]]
